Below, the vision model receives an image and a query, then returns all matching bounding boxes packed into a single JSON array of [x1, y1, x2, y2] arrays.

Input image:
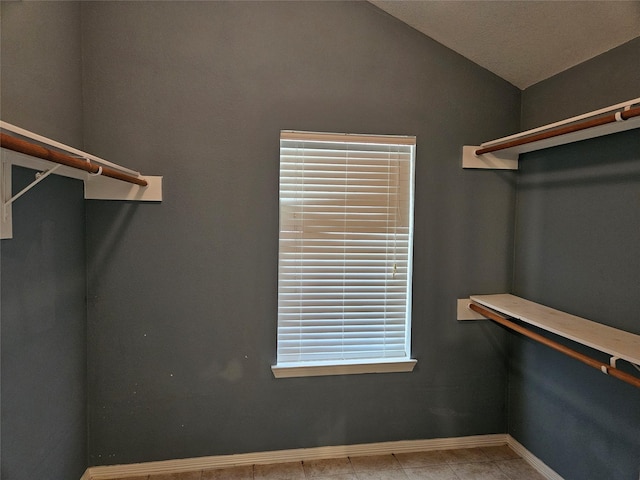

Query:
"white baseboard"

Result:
[[507, 436, 564, 480], [84, 434, 562, 480]]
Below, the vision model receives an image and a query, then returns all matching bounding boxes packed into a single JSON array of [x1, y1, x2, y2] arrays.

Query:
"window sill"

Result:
[[271, 358, 417, 378]]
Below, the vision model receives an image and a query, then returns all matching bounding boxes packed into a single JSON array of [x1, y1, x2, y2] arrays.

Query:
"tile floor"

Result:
[[114, 445, 548, 480]]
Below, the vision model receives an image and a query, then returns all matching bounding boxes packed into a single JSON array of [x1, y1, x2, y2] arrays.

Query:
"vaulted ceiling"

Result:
[[370, 1, 640, 89]]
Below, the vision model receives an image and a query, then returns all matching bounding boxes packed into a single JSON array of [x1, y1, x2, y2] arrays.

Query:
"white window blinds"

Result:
[[276, 131, 416, 368]]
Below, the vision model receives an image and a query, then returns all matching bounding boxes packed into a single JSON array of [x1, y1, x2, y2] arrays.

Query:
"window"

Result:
[[273, 131, 416, 378]]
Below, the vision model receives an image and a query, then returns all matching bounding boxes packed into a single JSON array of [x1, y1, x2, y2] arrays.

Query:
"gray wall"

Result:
[[81, 1, 519, 465], [512, 38, 640, 480], [4, 2, 637, 477], [0, 2, 87, 480]]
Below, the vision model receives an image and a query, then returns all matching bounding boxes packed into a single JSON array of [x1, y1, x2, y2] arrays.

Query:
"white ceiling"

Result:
[[370, 1, 640, 89]]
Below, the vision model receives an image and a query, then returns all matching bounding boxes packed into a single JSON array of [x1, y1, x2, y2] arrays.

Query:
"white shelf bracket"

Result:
[[4, 163, 62, 211], [2, 163, 64, 238]]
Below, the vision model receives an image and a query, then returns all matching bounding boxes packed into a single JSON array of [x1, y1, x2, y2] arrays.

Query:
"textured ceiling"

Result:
[[370, 1, 640, 89]]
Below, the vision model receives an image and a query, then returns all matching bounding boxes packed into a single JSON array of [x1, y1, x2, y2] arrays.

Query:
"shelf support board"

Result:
[[84, 174, 163, 201], [1, 157, 13, 239], [462, 146, 518, 169], [457, 298, 489, 320]]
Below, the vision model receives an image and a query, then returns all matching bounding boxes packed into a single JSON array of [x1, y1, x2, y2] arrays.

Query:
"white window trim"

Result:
[[274, 130, 417, 378], [272, 358, 417, 378]]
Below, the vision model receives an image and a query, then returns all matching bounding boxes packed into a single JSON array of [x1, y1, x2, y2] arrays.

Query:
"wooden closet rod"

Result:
[[469, 302, 640, 389], [0, 133, 148, 187], [475, 105, 640, 156]]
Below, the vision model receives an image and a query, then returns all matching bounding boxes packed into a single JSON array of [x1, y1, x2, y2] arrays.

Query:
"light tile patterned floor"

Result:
[[115, 445, 547, 480]]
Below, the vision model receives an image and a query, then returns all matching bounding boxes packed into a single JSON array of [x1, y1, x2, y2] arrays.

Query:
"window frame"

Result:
[[272, 130, 417, 378]]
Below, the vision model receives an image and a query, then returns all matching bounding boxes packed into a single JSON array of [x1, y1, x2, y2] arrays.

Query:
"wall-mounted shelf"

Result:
[[461, 294, 640, 365], [463, 97, 640, 170], [1, 121, 162, 239], [458, 294, 640, 388]]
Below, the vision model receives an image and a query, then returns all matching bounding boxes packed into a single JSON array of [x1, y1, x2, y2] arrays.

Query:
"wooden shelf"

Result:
[[466, 294, 640, 366], [1, 122, 162, 239], [462, 97, 640, 170]]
